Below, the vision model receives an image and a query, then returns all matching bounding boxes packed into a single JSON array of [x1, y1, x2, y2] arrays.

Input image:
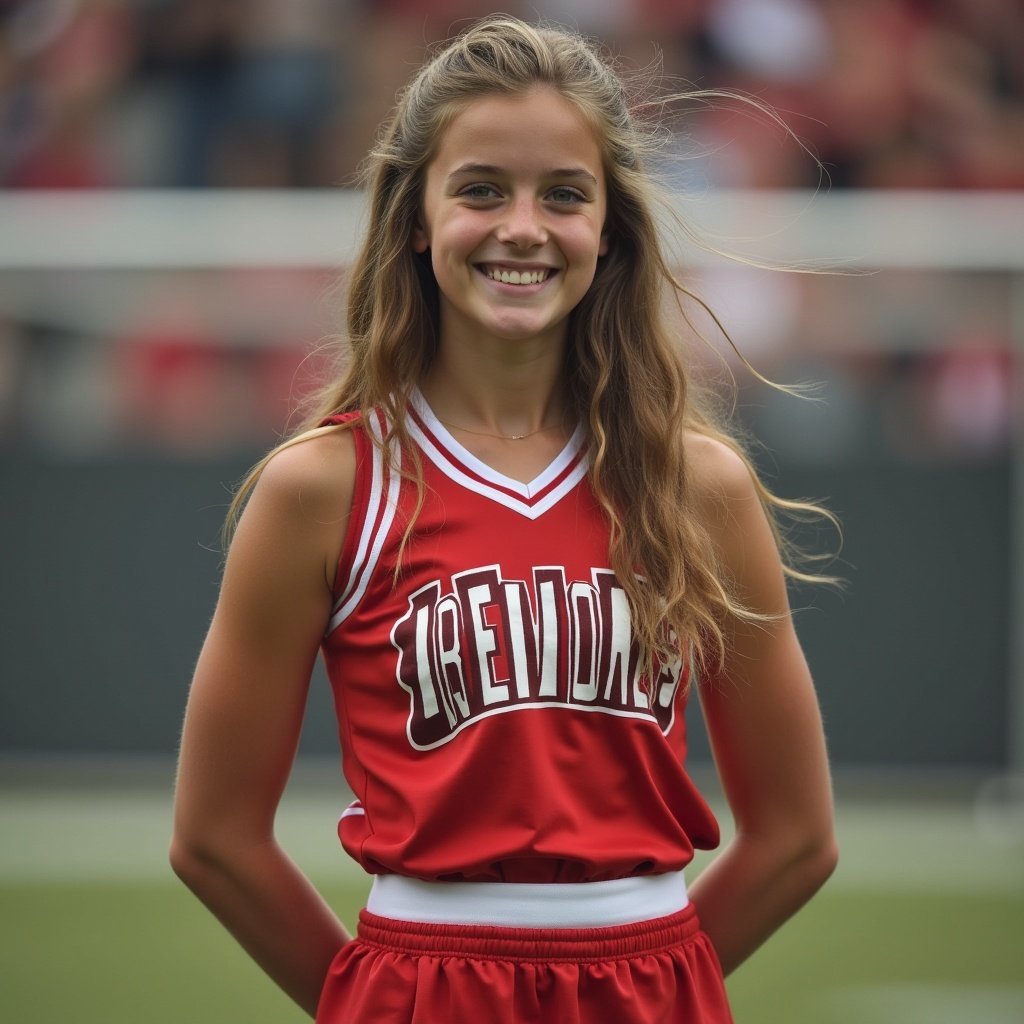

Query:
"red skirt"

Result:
[[316, 904, 733, 1023]]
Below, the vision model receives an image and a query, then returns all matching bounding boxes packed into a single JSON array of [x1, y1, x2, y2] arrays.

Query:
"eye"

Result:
[[458, 183, 500, 200], [547, 186, 586, 204]]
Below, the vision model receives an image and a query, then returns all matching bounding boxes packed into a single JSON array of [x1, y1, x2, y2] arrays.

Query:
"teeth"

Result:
[[485, 267, 548, 285]]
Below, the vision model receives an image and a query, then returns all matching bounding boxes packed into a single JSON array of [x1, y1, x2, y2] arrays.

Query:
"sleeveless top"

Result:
[[319, 391, 719, 883]]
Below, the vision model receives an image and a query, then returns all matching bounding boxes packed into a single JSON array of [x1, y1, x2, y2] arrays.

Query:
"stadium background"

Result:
[[1, 1, 1022, 1021]]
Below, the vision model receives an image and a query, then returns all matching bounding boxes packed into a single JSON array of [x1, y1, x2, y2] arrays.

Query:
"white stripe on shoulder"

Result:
[[326, 411, 401, 635], [333, 413, 384, 610]]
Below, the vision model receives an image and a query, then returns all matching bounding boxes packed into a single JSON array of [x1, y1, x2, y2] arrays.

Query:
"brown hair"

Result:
[[227, 16, 836, 680]]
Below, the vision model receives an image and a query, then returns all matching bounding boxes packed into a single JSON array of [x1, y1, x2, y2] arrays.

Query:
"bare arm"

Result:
[[170, 430, 355, 1017], [686, 436, 838, 975]]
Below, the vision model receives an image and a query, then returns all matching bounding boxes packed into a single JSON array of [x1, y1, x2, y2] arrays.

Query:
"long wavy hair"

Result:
[[227, 16, 836, 681]]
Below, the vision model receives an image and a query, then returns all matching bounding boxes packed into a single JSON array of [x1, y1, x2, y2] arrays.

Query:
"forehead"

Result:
[[429, 86, 604, 177]]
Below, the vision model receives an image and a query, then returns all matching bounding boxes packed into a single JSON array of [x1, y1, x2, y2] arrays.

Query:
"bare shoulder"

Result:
[[230, 426, 357, 592], [685, 429, 789, 615], [685, 430, 760, 521], [253, 426, 357, 529]]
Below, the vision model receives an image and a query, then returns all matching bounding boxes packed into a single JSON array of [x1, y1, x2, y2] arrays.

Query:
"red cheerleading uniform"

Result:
[[315, 391, 733, 1023]]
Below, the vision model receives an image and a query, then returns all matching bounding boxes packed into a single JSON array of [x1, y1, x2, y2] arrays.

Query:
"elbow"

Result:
[[801, 828, 839, 893], [168, 825, 237, 892], [753, 821, 838, 898], [817, 833, 840, 883], [169, 815, 273, 895], [168, 831, 211, 890]]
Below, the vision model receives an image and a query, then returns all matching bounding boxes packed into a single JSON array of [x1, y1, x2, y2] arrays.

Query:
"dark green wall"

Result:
[[0, 452, 1010, 768]]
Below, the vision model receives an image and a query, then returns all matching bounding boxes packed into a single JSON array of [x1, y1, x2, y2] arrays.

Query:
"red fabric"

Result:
[[319, 405, 719, 884], [316, 904, 733, 1023]]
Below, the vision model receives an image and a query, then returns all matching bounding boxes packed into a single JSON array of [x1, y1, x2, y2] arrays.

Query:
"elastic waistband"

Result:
[[356, 903, 701, 963], [365, 871, 688, 929]]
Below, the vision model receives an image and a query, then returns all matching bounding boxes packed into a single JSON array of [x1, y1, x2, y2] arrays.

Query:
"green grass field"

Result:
[[2, 768, 1022, 1023]]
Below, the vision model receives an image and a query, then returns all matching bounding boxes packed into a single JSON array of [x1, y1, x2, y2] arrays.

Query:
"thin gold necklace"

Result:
[[436, 418, 566, 442]]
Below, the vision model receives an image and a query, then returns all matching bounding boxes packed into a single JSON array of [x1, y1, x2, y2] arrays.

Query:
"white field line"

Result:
[[0, 790, 1021, 893], [0, 790, 367, 885], [819, 985, 1024, 1024], [826, 800, 1024, 894], [661, 797, 1024, 897]]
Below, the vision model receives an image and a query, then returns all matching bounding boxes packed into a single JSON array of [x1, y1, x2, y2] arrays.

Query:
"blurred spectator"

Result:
[[2, 0, 139, 187], [142, 0, 353, 187], [114, 283, 262, 454], [916, 329, 1015, 457], [138, 2, 242, 187]]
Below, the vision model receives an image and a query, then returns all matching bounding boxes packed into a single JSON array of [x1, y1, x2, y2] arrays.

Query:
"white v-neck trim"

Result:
[[408, 389, 589, 517]]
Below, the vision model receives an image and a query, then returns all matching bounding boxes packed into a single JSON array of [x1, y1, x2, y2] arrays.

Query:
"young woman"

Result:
[[171, 17, 838, 1023]]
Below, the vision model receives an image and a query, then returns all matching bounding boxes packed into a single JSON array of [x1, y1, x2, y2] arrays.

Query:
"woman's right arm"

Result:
[[170, 429, 356, 1018]]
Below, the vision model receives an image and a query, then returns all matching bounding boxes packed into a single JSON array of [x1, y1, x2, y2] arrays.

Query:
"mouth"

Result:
[[477, 264, 555, 286]]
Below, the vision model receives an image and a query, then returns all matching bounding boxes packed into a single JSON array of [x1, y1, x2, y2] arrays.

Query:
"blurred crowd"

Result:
[[0, 0, 1018, 460], [2, 0, 1024, 190]]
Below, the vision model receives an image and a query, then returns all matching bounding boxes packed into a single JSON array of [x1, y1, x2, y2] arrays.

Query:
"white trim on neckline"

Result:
[[408, 389, 589, 517]]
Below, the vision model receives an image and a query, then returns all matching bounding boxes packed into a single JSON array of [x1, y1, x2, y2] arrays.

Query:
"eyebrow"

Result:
[[447, 162, 598, 185]]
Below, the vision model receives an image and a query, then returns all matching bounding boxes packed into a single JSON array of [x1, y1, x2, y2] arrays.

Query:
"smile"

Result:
[[480, 265, 552, 286]]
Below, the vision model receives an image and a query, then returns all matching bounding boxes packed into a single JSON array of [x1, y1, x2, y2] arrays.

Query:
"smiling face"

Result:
[[413, 85, 609, 355]]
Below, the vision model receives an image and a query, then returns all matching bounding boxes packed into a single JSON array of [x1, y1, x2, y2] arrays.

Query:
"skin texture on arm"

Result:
[[170, 428, 356, 1017], [685, 433, 839, 976]]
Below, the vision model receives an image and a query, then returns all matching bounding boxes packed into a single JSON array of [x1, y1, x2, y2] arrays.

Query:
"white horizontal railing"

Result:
[[0, 188, 1022, 270]]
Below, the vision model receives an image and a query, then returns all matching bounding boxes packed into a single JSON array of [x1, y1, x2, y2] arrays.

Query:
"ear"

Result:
[[598, 230, 609, 257], [412, 221, 430, 254]]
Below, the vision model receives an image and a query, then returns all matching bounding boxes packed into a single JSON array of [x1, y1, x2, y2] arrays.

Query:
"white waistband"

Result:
[[366, 871, 689, 929]]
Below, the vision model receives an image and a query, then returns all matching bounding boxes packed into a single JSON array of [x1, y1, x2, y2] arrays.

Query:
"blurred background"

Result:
[[0, 1, 1022, 1022]]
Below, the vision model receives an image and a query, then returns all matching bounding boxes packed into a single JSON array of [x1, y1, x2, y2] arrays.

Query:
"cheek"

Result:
[[565, 216, 607, 259], [437, 212, 487, 256]]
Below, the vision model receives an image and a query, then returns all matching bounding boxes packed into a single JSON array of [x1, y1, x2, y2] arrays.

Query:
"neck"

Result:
[[420, 333, 568, 439]]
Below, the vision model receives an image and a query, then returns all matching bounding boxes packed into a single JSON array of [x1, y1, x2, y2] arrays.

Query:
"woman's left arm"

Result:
[[685, 435, 839, 976]]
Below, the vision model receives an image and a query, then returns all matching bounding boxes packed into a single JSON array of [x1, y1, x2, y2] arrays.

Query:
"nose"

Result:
[[496, 196, 547, 249]]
